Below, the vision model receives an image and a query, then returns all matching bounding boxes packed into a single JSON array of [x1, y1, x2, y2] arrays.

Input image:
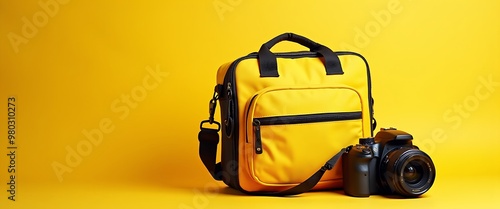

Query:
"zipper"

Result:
[[252, 111, 362, 154], [253, 120, 263, 154]]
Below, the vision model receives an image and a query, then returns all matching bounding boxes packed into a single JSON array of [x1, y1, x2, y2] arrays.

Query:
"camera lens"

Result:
[[381, 148, 435, 197], [403, 161, 424, 184]]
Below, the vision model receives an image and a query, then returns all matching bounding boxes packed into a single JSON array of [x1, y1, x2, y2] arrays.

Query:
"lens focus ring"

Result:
[[381, 148, 436, 197]]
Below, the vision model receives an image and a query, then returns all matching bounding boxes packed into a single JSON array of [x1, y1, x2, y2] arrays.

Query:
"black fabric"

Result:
[[258, 33, 344, 77], [258, 44, 280, 77], [198, 128, 223, 180], [262, 32, 323, 51], [370, 97, 377, 132], [315, 45, 344, 75]]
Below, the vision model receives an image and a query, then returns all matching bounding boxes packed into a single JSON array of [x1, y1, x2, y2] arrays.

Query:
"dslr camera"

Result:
[[342, 128, 436, 197]]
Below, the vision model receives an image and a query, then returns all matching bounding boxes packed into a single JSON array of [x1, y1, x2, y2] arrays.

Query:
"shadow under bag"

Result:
[[198, 33, 376, 195]]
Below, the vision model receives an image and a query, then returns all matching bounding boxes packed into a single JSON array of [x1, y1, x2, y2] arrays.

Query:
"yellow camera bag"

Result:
[[198, 33, 375, 195]]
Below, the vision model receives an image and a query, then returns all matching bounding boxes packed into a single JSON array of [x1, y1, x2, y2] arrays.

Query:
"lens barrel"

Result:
[[381, 148, 435, 197]]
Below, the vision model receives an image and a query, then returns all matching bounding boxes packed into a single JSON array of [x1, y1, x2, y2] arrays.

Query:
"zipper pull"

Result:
[[253, 119, 263, 154]]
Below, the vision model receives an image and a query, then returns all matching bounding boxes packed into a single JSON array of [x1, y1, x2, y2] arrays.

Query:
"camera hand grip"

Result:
[[342, 146, 373, 197]]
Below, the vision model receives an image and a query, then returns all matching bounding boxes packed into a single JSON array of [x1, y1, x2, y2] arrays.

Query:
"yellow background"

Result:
[[1, 0, 499, 208]]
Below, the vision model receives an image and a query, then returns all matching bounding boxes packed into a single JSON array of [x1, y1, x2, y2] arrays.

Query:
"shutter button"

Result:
[[362, 148, 372, 155]]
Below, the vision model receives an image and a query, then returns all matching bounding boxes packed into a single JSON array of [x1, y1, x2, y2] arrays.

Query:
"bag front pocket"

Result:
[[245, 86, 364, 186]]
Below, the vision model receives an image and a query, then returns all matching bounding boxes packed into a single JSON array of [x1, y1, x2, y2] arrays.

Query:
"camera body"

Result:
[[342, 128, 436, 197]]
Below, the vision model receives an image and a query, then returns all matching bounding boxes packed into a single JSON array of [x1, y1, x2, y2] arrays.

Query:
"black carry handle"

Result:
[[258, 33, 344, 77]]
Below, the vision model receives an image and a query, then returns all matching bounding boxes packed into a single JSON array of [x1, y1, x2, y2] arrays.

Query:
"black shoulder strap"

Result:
[[258, 148, 346, 196], [198, 122, 223, 181], [198, 94, 347, 195]]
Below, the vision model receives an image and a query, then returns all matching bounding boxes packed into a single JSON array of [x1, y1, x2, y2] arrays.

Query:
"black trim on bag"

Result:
[[255, 111, 362, 126], [336, 51, 376, 135], [221, 63, 242, 190], [252, 111, 362, 154]]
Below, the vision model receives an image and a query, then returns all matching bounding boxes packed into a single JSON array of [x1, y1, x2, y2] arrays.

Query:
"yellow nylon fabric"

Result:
[[245, 86, 363, 187], [218, 53, 371, 192]]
